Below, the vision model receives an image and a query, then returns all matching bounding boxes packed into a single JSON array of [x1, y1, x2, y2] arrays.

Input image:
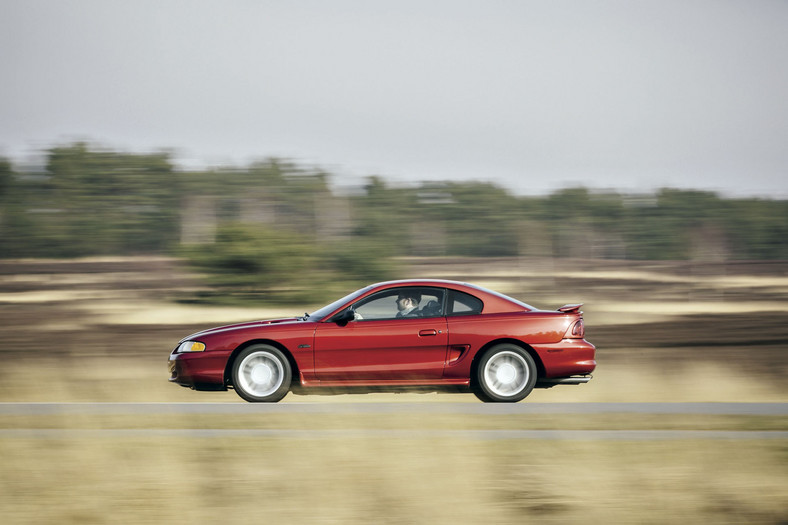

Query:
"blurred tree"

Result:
[[438, 182, 521, 256], [182, 222, 313, 288], [180, 223, 397, 304], [350, 176, 414, 256], [620, 189, 720, 260], [0, 157, 11, 200], [539, 188, 627, 258], [723, 198, 788, 260], [44, 143, 180, 255], [0, 158, 13, 256]]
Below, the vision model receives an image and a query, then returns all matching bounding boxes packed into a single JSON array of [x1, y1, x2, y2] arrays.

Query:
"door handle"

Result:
[[419, 329, 438, 337]]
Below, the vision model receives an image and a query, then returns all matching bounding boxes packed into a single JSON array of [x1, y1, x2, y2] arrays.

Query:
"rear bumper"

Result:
[[532, 338, 596, 378]]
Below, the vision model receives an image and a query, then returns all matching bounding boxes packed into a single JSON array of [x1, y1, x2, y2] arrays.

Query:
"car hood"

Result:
[[180, 317, 303, 342]]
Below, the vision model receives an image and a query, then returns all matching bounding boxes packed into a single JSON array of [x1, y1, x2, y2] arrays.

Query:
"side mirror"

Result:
[[332, 307, 356, 326]]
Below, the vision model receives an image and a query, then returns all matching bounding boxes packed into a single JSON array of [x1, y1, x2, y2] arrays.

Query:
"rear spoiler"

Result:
[[557, 304, 583, 314]]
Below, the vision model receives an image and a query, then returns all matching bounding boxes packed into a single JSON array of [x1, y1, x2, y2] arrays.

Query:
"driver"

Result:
[[395, 291, 422, 318]]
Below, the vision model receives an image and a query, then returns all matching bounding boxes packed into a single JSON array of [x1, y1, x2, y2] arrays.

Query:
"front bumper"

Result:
[[168, 349, 232, 389]]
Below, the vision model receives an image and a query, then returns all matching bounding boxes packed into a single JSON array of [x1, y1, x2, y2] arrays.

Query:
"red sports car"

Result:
[[168, 279, 595, 402]]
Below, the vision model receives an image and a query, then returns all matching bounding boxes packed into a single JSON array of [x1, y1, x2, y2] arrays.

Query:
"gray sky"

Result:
[[2, 0, 787, 197]]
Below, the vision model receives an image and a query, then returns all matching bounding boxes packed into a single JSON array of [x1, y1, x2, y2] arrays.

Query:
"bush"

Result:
[[179, 223, 399, 305]]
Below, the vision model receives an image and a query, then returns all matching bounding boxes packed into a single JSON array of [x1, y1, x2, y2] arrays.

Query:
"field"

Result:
[[0, 257, 786, 523]]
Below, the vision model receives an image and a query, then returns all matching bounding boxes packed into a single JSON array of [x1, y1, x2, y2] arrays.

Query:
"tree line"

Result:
[[1, 143, 786, 266]]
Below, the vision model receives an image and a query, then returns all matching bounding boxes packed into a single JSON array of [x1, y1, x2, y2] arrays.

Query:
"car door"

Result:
[[313, 287, 448, 381]]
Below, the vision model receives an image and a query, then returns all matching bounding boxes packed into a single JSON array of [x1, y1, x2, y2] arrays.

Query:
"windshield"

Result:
[[306, 284, 375, 321]]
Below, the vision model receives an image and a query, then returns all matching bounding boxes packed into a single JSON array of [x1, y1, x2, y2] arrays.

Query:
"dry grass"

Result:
[[2, 410, 786, 432], [1, 432, 786, 524]]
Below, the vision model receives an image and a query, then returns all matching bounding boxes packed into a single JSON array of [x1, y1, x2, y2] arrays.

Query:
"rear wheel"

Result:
[[231, 344, 291, 403], [473, 344, 536, 403]]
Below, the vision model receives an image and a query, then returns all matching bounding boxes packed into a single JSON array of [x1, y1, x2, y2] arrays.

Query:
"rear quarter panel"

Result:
[[444, 311, 594, 379]]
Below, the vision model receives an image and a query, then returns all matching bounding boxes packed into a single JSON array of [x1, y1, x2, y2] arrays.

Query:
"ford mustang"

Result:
[[168, 279, 596, 402]]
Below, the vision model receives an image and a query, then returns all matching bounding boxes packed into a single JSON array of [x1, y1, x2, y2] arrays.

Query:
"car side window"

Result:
[[352, 287, 445, 320], [352, 291, 399, 320], [448, 290, 483, 316]]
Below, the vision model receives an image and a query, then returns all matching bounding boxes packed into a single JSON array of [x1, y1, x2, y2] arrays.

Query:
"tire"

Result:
[[473, 344, 537, 403], [231, 344, 291, 403]]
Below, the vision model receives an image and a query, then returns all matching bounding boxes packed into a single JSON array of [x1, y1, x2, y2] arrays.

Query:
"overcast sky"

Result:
[[2, 0, 787, 197]]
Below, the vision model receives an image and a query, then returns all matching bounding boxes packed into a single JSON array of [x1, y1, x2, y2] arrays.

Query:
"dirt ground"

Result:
[[0, 256, 785, 403]]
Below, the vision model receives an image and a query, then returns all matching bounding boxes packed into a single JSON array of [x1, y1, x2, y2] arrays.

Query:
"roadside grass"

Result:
[[1, 434, 786, 524], [1, 411, 787, 432]]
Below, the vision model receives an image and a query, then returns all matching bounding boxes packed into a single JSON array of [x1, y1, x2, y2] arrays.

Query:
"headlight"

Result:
[[177, 341, 206, 353]]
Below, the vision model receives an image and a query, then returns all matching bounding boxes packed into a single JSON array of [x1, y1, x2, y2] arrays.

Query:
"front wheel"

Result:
[[231, 344, 291, 402], [473, 344, 537, 403]]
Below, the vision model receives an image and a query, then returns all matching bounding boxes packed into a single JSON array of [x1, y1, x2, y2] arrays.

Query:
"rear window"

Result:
[[448, 290, 483, 316]]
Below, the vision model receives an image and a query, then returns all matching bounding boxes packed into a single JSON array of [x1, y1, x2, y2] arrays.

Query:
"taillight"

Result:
[[568, 319, 585, 338]]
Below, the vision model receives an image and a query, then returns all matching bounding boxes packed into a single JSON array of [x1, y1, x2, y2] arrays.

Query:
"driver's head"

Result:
[[396, 291, 421, 311]]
